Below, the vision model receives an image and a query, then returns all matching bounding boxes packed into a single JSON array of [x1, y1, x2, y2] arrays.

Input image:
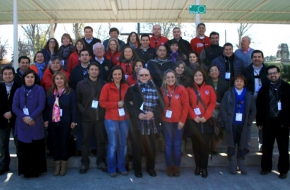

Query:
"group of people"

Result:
[[0, 23, 289, 181]]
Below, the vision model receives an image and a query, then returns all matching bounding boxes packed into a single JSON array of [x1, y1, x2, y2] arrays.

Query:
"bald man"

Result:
[[234, 36, 255, 67], [150, 24, 168, 49]]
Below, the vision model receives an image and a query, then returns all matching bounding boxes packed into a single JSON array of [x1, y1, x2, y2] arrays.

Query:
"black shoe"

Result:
[[0, 168, 9, 175], [135, 171, 142, 178], [194, 167, 201, 176], [279, 173, 287, 179], [146, 169, 157, 177], [97, 162, 108, 172], [260, 170, 270, 175], [79, 165, 88, 174], [201, 168, 208, 178], [91, 149, 97, 156]]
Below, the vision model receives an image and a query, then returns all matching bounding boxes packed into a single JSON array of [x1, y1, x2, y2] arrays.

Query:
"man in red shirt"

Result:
[[150, 24, 168, 49], [190, 23, 211, 55]]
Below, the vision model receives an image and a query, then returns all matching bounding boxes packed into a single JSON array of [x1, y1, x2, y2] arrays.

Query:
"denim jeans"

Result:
[[104, 119, 129, 173], [162, 121, 184, 167]]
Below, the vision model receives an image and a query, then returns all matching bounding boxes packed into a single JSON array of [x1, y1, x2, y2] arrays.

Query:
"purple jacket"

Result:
[[12, 84, 46, 143]]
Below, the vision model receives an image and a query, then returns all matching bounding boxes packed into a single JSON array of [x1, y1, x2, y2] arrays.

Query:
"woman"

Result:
[[168, 41, 186, 63], [125, 32, 141, 50], [207, 65, 229, 154], [12, 70, 47, 178], [99, 66, 130, 177], [41, 56, 70, 90], [44, 71, 77, 176], [220, 74, 256, 175], [105, 38, 121, 66], [58, 33, 75, 71], [161, 69, 189, 177], [30, 51, 47, 80], [188, 51, 207, 71], [126, 59, 145, 86], [41, 38, 59, 65], [174, 61, 190, 87], [117, 46, 139, 79], [187, 68, 216, 178], [67, 39, 86, 73]]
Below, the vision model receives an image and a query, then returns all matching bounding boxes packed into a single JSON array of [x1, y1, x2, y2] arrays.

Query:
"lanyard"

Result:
[[167, 86, 176, 109], [24, 89, 32, 107]]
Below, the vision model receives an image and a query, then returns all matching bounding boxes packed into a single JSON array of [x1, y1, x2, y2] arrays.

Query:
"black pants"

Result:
[[81, 120, 106, 166], [191, 133, 211, 168], [261, 118, 289, 174], [228, 124, 246, 160], [48, 121, 71, 161], [130, 130, 156, 172]]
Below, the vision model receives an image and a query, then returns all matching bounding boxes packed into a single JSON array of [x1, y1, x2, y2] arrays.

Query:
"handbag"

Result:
[[192, 86, 221, 135]]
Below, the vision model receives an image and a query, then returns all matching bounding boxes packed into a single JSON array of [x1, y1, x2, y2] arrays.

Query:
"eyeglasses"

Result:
[[139, 74, 149, 77], [267, 72, 278, 76]]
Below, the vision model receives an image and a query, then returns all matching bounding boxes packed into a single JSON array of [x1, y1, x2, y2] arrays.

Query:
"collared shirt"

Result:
[[85, 37, 93, 44], [5, 82, 14, 99], [95, 57, 104, 64], [253, 64, 263, 98], [242, 47, 251, 54]]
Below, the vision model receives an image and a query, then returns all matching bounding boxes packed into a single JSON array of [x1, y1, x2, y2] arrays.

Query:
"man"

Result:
[[190, 23, 211, 55], [147, 45, 174, 88], [211, 43, 244, 86], [0, 66, 21, 175], [256, 65, 290, 179], [82, 26, 101, 56], [124, 68, 162, 178], [91, 43, 113, 82], [76, 62, 107, 174], [165, 27, 190, 57], [200, 31, 223, 68], [103, 27, 125, 52], [235, 36, 255, 67], [149, 24, 168, 49], [135, 34, 156, 64], [243, 50, 268, 153], [14, 56, 30, 86]]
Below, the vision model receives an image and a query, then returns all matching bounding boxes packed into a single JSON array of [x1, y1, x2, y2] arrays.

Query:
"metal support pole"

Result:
[[13, 0, 18, 68], [195, 0, 200, 37], [137, 23, 140, 35], [50, 19, 55, 38]]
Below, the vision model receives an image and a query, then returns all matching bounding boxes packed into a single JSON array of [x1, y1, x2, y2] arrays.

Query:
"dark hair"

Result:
[[197, 23, 205, 28], [79, 48, 90, 55], [208, 64, 220, 73], [18, 56, 30, 64], [107, 65, 126, 83], [75, 39, 86, 52], [84, 26, 93, 32], [43, 38, 59, 52], [156, 45, 167, 51], [141, 34, 150, 40], [21, 69, 40, 85], [251, 50, 264, 58], [188, 51, 201, 64], [170, 40, 179, 46], [231, 74, 247, 86], [210, 31, 219, 38], [173, 27, 180, 31], [223, 43, 233, 49], [189, 67, 207, 88], [109, 27, 119, 34], [2, 65, 15, 75], [87, 62, 101, 71], [61, 33, 73, 44], [119, 46, 139, 61], [33, 51, 45, 62], [126, 32, 141, 47], [173, 61, 186, 72], [132, 59, 145, 74], [266, 65, 280, 74]]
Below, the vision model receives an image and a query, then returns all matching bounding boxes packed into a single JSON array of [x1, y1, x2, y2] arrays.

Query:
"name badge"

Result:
[[23, 108, 29, 115], [140, 103, 144, 111], [91, 100, 99, 109], [125, 75, 129, 80], [235, 113, 243, 121], [60, 109, 63, 117], [225, 72, 231, 79], [194, 108, 201, 115], [118, 108, 125, 116], [278, 102, 282, 110], [165, 110, 172, 118]]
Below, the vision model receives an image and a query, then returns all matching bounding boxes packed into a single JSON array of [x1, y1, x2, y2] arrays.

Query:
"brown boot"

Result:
[[166, 166, 174, 177], [173, 166, 180, 177], [54, 161, 61, 176], [60, 161, 67, 176]]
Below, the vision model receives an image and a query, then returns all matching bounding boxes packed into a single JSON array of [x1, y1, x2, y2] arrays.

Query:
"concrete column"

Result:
[[13, 0, 18, 68], [50, 19, 55, 38]]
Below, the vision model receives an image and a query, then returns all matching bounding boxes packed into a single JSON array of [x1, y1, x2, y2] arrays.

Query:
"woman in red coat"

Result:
[[187, 68, 216, 178], [105, 38, 121, 66], [41, 56, 70, 91], [126, 59, 145, 86], [117, 46, 139, 79], [67, 39, 86, 74]]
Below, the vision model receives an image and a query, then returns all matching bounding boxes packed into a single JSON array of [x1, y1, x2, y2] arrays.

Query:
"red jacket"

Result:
[[161, 85, 189, 123], [150, 36, 168, 49], [30, 65, 39, 75], [67, 51, 80, 74], [190, 36, 211, 55], [187, 83, 216, 120], [40, 68, 70, 90], [99, 82, 129, 121], [105, 50, 121, 66], [117, 60, 134, 76], [126, 75, 137, 86]]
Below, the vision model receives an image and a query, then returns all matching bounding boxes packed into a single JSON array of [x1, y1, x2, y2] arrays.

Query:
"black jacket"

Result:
[[135, 47, 156, 63], [81, 37, 101, 56], [201, 45, 223, 68], [242, 63, 268, 93], [90, 58, 113, 82], [166, 37, 190, 56], [256, 79, 290, 128], [69, 64, 89, 90], [207, 77, 229, 103], [0, 82, 21, 129]]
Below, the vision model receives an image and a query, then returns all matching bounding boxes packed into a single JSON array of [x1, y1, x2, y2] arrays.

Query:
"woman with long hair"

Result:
[[105, 38, 121, 66], [41, 38, 59, 65], [67, 39, 86, 73], [125, 32, 141, 50], [117, 46, 139, 79], [58, 33, 75, 71]]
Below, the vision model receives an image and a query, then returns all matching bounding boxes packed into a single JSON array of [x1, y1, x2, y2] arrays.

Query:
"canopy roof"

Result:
[[1, 0, 290, 24]]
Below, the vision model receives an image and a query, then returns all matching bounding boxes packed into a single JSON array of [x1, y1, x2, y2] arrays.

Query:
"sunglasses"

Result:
[[139, 74, 149, 77]]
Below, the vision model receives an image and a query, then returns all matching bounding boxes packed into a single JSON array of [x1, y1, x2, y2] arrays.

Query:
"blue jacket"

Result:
[[12, 84, 46, 143]]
